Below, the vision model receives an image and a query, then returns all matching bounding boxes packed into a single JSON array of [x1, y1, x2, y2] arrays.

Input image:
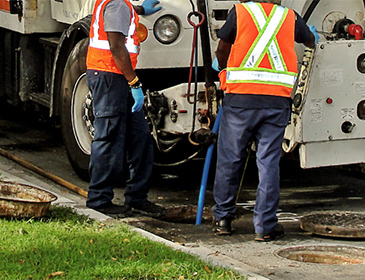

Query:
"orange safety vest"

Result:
[[219, 2, 298, 97], [86, 0, 140, 75]]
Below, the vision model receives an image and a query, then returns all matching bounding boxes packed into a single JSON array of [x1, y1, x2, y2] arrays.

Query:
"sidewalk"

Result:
[[0, 156, 268, 280], [2, 154, 365, 280]]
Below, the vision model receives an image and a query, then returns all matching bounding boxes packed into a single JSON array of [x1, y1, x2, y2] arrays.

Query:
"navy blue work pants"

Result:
[[85, 70, 154, 209], [213, 105, 290, 234]]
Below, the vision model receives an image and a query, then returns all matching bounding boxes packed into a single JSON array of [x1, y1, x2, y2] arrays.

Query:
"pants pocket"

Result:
[[93, 115, 121, 141]]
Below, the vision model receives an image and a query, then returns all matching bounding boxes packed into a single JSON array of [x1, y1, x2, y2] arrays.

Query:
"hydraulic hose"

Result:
[[195, 105, 222, 225], [197, 0, 215, 88], [303, 0, 320, 23]]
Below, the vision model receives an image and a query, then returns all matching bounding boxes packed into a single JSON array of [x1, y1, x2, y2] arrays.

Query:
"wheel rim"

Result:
[[71, 73, 93, 155]]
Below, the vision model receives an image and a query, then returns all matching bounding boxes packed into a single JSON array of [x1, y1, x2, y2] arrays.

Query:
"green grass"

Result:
[[0, 206, 245, 279]]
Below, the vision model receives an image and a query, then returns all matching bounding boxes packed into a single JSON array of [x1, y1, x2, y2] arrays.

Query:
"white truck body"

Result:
[[0, 0, 364, 177]]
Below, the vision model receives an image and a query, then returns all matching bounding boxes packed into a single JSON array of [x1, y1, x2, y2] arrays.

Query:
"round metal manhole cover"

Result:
[[275, 245, 365, 265], [300, 211, 365, 238]]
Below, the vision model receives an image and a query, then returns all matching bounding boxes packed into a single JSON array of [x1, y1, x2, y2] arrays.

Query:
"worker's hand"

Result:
[[212, 57, 221, 72], [142, 0, 162, 15], [309, 25, 319, 44], [131, 87, 144, 112]]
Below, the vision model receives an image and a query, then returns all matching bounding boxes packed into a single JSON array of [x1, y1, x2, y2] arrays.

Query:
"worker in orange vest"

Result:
[[85, 0, 165, 218], [211, 0, 318, 240]]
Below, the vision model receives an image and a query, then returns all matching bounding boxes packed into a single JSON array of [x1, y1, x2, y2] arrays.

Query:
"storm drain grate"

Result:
[[300, 211, 365, 238], [275, 245, 365, 265]]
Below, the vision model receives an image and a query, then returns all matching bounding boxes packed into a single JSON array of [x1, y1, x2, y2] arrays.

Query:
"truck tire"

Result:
[[60, 38, 91, 181]]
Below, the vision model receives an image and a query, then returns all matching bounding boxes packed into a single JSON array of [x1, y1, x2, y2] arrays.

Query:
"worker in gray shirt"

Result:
[[85, 0, 165, 218]]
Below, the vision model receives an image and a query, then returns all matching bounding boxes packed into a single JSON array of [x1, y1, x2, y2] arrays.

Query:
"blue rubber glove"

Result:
[[309, 25, 319, 44], [212, 57, 221, 72], [131, 87, 144, 113], [142, 0, 162, 16]]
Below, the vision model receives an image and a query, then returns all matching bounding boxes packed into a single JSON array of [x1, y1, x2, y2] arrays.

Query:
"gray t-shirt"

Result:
[[104, 0, 131, 37]]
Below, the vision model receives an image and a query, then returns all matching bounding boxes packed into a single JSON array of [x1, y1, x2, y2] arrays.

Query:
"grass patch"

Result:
[[0, 205, 245, 279]]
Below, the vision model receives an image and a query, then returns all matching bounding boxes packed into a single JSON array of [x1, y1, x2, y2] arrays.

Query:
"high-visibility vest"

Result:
[[219, 2, 298, 97], [86, 0, 140, 75]]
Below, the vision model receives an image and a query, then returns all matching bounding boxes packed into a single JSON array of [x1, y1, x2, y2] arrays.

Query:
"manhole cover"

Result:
[[275, 245, 365, 265], [300, 211, 365, 238]]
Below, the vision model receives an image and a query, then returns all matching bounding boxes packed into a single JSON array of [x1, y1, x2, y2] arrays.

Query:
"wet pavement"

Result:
[[0, 104, 364, 279]]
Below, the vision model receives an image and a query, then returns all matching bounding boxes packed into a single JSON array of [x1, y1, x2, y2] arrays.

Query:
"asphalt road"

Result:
[[0, 103, 364, 279]]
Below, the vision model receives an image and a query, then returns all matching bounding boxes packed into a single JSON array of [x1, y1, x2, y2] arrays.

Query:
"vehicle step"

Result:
[[39, 37, 60, 48], [29, 93, 51, 108]]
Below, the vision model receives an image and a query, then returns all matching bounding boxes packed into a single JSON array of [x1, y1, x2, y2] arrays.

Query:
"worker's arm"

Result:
[[303, 31, 316, 48], [213, 5, 236, 70], [305, 25, 319, 47], [294, 11, 318, 48], [107, 31, 144, 112], [107, 32, 136, 83], [216, 40, 232, 70], [134, 0, 161, 15]]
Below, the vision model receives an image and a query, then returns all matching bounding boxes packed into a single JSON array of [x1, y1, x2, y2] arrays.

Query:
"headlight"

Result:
[[153, 15, 180, 44]]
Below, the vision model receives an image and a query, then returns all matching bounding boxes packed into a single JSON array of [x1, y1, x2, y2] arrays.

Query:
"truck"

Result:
[[0, 0, 364, 180]]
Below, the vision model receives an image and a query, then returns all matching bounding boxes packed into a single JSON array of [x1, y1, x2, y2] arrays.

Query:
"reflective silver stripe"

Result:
[[247, 3, 284, 71], [89, 0, 139, 54], [90, 37, 110, 50], [127, 44, 140, 54], [227, 70, 296, 86], [89, 0, 108, 49], [268, 42, 283, 71], [247, 2, 266, 27], [90, 38, 139, 53], [244, 5, 285, 69], [125, 7, 138, 54]]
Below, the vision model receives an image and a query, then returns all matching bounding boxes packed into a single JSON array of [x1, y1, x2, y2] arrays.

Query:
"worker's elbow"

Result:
[[110, 44, 123, 56], [304, 34, 316, 48]]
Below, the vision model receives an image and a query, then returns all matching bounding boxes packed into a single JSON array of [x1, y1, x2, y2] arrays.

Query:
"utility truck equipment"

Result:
[[0, 0, 364, 179]]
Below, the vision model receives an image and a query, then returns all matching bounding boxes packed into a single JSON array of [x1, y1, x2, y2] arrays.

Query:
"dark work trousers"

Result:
[[212, 105, 290, 234], [85, 70, 154, 209]]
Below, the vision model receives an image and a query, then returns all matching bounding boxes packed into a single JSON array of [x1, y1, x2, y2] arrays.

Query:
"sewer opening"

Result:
[[161, 205, 212, 223], [275, 246, 365, 265]]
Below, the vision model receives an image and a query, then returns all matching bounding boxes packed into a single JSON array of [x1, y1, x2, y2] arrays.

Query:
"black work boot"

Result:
[[213, 218, 232, 235], [254, 224, 284, 242], [94, 203, 132, 218], [130, 201, 166, 218]]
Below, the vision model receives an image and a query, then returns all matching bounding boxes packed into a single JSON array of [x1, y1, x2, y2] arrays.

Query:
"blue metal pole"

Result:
[[195, 106, 222, 225]]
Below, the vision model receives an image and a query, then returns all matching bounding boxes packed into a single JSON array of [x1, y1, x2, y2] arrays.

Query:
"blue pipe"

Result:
[[195, 105, 222, 225]]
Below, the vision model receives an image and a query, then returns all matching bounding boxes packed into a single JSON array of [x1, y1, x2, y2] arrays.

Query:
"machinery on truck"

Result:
[[0, 0, 364, 180]]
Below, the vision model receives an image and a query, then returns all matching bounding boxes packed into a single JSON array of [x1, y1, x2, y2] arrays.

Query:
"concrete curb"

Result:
[[131, 226, 269, 280]]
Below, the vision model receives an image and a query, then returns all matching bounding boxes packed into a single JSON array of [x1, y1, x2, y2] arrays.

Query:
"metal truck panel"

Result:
[[301, 40, 365, 142], [137, 0, 198, 69], [282, 0, 364, 29], [50, 0, 89, 24], [284, 40, 365, 168], [0, 0, 67, 34], [304, 0, 364, 32], [157, 82, 212, 134], [50, 0, 207, 69], [299, 139, 365, 168]]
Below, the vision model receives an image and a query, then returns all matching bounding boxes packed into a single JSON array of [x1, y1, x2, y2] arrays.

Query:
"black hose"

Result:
[[197, 0, 215, 87], [303, 0, 320, 23]]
